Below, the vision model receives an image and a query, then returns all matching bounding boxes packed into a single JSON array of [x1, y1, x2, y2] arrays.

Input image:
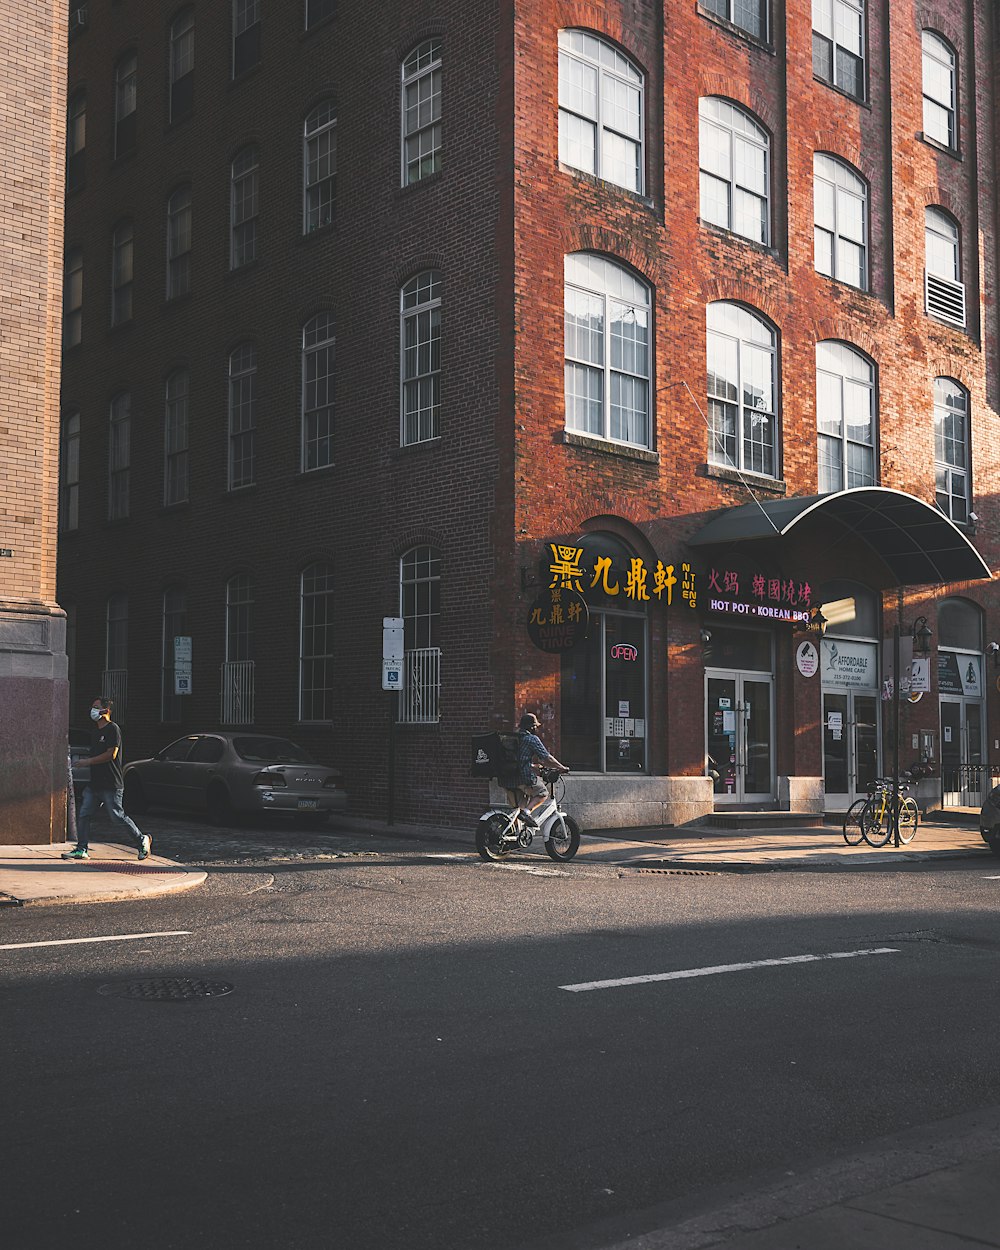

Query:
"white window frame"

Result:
[[816, 341, 876, 493], [166, 185, 192, 299], [302, 313, 335, 471], [706, 302, 778, 479], [303, 101, 336, 234], [111, 219, 133, 326], [698, 97, 770, 245], [230, 145, 259, 267], [564, 252, 652, 449], [228, 343, 256, 490], [557, 29, 644, 194], [400, 271, 442, 445], [925, 207, 966, 327], [812, 0, 866, 101], [299, 562, 335, 722], [60, 411, 81, 532], [108, 391, 131, 521], [63, 247, 83, 348], [401, 38, 442, 186], [922, 30, 956, 149], [164, 369, 190, 506], [934, 378, 970, 524], [699, 0, 767, 41], [814, 154, 868, 289]]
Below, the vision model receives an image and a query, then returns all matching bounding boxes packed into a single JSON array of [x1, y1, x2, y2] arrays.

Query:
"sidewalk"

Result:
[[0, 841, 207, 907]]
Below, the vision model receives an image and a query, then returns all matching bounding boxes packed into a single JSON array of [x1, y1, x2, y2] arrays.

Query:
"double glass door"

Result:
[[822, 690, 879, 807], [706, 672, 773, 803], [941, 698, 984, 807]]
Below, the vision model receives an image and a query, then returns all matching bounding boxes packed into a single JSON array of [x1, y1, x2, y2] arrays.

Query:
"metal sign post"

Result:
[[383, 618, 404, 825]]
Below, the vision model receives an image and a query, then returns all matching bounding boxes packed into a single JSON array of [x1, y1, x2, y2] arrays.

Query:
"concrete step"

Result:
[[699, 810, 825, 830]]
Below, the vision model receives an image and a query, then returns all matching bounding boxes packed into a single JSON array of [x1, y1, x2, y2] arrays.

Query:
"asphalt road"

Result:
[[3, 825, 1000, 1249]]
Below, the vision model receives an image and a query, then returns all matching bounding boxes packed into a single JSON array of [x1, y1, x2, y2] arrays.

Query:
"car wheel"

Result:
[[985, 826, 1000, 858], [206, 785, 234, 828], [124, 776, 148, 815]]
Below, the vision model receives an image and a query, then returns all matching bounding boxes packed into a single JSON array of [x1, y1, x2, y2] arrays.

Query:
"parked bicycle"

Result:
[[843, 774, 919, 847]]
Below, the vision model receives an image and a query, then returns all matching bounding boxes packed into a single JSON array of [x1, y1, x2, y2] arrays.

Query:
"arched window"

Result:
[[699, 98, 769, 244], [303, 101, 336, 233], [114, 51, 137, 158], [111, 219, 134, 326], [228, 343, 256, 489], [401, 39, 441, 185], [934, 378, 970, 524], [166, 185, 192, 299], [564, 253, 651, 448], [816, 341, 876, 492], [299, 562, 335, 721], [164, 370, 190, 506], [400, 271, 441, 445], [398, 546, 441, 724], [169, 8, 195, 123], [302, 312, 335, 470], [922, 31, 956, 149], [925, 208, 965, 327], [706, 302, 777, 477], [558, 30, 643, 193], [814, 154, 868, 289], [230, 145, 259, 267]]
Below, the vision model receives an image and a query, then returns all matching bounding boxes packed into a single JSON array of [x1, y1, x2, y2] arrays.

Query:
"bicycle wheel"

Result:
[[897, 796, 919, 844], [861, 794, 891, 847], [843, 799, 868, 846], [475, 814, 513, 861]]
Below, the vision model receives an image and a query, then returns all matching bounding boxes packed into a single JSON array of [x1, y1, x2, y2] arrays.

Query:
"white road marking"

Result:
[[559, 947, 900, 993], [983, 876, 1000, 880], [0, 930, 191, 952]]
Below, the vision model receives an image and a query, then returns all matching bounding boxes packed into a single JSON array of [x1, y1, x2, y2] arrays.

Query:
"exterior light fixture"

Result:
[[699, 627, 712, 645], [911, 615, 932, 656], [988, 641, 1000, 668]]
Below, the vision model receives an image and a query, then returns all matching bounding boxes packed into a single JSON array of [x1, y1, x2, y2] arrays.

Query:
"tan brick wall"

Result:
[[0, 1, 67, 607]]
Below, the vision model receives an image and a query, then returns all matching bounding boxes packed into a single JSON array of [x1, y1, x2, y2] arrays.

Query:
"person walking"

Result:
[[63, 696, 151, 861]]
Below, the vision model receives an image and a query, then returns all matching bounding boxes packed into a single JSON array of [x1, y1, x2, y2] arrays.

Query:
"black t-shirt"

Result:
[[90, 720, 124, 790]]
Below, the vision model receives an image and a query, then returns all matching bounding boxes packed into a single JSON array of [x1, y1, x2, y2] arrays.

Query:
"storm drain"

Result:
[[97, 977, 234, 1001], [635, 867, 719, 877]]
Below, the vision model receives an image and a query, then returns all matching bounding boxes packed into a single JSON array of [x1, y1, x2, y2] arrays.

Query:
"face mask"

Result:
[[89, 707, 103, 722]]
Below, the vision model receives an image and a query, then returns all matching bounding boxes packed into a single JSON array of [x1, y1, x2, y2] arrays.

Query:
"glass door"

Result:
[[823, 690, 879, 806], [707, 672, 774, 804], [941, 697, 985, 806]]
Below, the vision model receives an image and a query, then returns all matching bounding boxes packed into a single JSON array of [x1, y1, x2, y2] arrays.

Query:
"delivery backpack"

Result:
[[471, 732, 522, 789]]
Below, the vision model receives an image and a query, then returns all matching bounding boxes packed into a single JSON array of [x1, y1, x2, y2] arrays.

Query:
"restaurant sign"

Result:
[[705, 565, 812, 624], [527, 587, 590, 652], [547, 544, 698, 608]]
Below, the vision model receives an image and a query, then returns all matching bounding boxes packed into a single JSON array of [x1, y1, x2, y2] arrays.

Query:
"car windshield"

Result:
[[233, 737, 315, 764]]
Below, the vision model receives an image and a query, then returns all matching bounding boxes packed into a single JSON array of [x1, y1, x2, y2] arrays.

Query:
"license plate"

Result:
[[297, 799, 318, 810]]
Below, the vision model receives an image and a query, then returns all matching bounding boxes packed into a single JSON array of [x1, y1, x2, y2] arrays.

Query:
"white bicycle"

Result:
[[475, 768, 581, 862]]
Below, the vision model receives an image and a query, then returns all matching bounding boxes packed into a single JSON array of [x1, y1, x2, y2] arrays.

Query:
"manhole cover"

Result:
[[97, 977, 234, 1001]]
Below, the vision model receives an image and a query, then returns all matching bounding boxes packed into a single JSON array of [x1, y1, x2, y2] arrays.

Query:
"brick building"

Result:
[[0, 3, 69, 844], [59, 1, 1000, 831]]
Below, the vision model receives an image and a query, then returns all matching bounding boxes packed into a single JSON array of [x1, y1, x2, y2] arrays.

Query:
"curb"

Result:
[[2, 868, 208, 908], [609, 846, 993, 873]]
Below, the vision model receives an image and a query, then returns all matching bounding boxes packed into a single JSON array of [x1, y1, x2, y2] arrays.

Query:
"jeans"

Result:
[[76, 786, 144, 851]]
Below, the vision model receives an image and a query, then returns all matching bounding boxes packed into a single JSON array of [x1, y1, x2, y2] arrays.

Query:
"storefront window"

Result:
[[559, 532, 647, 772]]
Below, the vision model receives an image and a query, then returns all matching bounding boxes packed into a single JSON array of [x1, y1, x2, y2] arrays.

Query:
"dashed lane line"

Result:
[[559, 947, 901, 993]]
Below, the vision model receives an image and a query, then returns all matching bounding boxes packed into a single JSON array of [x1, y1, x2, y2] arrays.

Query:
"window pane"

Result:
[[565, 362, 604, 435], [558, 52, 598, 119], [565, 288, 604, 364], [601, 130, 640, 192], [700, 172, 730, 229], [733, 188, 767, 243], [559, 111, 597, 174]]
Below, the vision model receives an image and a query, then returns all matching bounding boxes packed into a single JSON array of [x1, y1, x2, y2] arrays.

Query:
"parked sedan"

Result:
[[123, 733, 348, 826]]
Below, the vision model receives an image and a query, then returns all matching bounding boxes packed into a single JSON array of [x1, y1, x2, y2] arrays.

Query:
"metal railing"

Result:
[[940, 763, 1000, 810], [220, 659, 255, 725], [100, 669, 127, 722], [397, 647, 440, 724]]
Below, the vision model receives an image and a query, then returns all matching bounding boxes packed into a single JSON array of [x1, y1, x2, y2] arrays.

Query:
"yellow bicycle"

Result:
[[843, 777, 918, 847]]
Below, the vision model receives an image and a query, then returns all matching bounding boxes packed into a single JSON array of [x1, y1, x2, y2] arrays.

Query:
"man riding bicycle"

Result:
[[515, 713, 568, 826]]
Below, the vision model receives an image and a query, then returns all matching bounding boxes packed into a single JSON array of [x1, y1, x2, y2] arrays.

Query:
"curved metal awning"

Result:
[[687, 487, 992, 586]]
